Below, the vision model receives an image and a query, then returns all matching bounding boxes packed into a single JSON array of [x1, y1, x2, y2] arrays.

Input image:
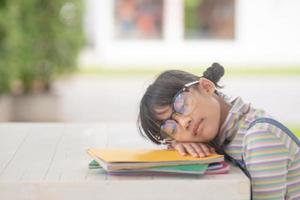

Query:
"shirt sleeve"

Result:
[[243, 128, 289, 200]]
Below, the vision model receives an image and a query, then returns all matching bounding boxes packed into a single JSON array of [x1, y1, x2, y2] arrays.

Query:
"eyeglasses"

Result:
[[160, 80, 199, 139]]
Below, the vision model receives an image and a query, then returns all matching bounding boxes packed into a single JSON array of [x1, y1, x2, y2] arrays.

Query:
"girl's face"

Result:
[[155, 78, 222, 143]]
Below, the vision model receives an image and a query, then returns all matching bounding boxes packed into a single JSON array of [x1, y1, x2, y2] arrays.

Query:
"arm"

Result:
[[168, 141, 216, 157], [243, 129, 289, 200]]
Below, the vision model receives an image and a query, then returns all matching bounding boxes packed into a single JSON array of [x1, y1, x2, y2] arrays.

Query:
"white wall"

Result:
[[80, 0, 300, 68]]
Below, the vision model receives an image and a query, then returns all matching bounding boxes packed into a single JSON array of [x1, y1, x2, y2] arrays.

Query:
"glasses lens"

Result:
[[174, 91, 194, 115], [161, 119, 178, 135]]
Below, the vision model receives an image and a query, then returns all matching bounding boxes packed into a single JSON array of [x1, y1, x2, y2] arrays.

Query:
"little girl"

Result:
[[138, 63, 300, 200]]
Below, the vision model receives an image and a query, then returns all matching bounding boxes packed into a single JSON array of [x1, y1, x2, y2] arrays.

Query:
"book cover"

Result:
[[87, 148, 224, 171], [88, 159, 230, 175]]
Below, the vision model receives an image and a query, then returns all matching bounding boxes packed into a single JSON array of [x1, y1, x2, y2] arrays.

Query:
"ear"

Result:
[[197, 77, 216, 95]]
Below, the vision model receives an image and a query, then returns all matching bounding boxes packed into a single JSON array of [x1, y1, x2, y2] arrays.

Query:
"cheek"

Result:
[[197, 96, 221, 121], [200, 120, 220, 142], [208, 98, 221, 126], [198, 98, 221, 140], [209, 98, 221, 125], [202, 122, 219, 141]]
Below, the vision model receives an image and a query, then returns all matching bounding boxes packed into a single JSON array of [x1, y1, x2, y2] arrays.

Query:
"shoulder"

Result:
[[243, 121, 289, 156], [243, 117, 300, 157], [241, 106, 274, 141], [244, 120, 282, 143]]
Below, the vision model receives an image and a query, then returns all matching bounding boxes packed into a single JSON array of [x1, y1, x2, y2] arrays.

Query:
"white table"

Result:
[[0, 123, 250, 200]]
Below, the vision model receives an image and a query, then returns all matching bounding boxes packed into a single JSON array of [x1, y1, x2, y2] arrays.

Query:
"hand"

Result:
[[167, 141, 216, 157]]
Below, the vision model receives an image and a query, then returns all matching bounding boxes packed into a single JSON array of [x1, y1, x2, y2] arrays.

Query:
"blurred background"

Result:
[[0, 0, 299, 135]]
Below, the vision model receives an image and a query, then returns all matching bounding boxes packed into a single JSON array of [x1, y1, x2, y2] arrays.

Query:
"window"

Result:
[[184, 0, 235, 39], [114, 0, 164, 39]]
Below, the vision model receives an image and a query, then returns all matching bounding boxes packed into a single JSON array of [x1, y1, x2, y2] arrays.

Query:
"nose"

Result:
[[172, 113, 192, 130]]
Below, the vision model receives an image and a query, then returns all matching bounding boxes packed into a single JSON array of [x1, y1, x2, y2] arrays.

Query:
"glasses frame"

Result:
[[159, 80, 199, 143]]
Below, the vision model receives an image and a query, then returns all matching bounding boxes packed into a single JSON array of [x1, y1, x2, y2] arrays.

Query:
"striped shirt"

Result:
[[217, 95, 300, 200]]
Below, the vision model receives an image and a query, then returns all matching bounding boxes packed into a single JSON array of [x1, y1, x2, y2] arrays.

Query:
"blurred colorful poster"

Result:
[[114, 0, 164, 39]]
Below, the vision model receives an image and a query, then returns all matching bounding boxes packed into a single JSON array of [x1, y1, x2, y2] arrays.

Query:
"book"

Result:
[[89, 160, 101, 169], [88, 159, 230, 175], [205, 161, 230, 175], [107, 163, 209, 175], [86, 148, 224, 171], [207, 162, 223, 170]]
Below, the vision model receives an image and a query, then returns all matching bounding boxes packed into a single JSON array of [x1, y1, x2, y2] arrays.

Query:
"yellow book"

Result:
[[86, 148, 224, 171]]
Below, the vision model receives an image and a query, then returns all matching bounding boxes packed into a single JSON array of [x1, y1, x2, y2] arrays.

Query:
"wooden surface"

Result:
[[0, 123, 250, 200]]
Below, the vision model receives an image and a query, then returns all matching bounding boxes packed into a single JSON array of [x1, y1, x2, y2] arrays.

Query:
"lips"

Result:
[[193, 119, 204, 136]]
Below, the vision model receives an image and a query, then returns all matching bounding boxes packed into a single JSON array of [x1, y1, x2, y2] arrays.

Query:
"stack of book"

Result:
[[86, 148, 230, 175]]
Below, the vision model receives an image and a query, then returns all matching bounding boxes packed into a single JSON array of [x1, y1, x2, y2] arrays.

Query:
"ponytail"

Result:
[[202, 63, 225, 88]]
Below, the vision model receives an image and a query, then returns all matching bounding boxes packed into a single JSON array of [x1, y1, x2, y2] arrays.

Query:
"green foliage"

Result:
[[0, 0, 84, 94], [184, 0, 201, 37], [0, 0, 10, 93]]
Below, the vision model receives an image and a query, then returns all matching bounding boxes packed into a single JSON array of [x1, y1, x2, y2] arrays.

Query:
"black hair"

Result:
[[137, 63, 225, 145]]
